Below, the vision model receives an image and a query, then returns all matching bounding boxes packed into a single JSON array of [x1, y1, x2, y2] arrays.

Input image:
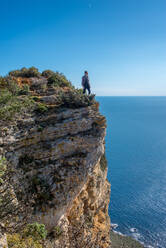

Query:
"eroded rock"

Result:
[[0, 88, 111, 247]]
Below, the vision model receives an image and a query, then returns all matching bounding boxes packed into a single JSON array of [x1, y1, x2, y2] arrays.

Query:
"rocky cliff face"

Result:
[[0, 73, 111, 248]]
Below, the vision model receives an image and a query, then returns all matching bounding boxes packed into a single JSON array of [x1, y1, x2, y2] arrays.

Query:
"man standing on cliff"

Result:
[[82, 71, 91, 94]]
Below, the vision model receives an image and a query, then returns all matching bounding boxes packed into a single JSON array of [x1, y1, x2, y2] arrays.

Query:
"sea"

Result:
[[97, 96, 166, 248]]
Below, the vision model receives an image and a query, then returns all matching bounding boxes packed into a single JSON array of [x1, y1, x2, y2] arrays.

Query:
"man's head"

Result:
[[84, 70, 88, 75]]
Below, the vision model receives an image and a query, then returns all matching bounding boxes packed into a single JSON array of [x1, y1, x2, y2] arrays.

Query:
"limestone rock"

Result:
[[0, 86, 111, 247], [0, 233, 8, 248]]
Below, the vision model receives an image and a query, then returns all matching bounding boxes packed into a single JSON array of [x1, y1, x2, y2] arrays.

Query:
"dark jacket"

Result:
[[82, 75, 90, 88]]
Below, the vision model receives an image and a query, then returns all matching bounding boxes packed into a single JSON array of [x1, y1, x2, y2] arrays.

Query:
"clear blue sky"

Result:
[[0, 0, 166, 96]]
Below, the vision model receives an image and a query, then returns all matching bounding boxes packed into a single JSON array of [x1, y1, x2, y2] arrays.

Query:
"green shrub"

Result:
[[27, 67, 41, 77], [41, 70, 55, 78], [3, 77, 21, 95], [23, 223, 47, 240], [0, 76, 30, 96], [35, 103, 48, 113], [31, 96, 40, 102], [8, 70, 21, 77], [56, 89, 95, 108], [18, 84, 30, 95], [37, 126, 44, 132], [7, 233, 43, 248], [0, 76, 21, 95], [8, 82, 21, 95], [9, 67, 40, 78], [0, 76, 8, 88], [20, 67, 28, 77], [53, 226, 63, 237], [0, 90, 35, 121], [47, 72, 71, 87], [76, 88, 83, 94], [0, 89, 13, 104]]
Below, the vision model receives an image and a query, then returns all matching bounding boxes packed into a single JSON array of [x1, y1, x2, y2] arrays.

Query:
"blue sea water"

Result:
[[97, 97, 166, 248]]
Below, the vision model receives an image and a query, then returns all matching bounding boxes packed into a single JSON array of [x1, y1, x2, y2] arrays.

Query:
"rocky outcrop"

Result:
[[0, 233, 7, 248], [0, 76, 111, 247]]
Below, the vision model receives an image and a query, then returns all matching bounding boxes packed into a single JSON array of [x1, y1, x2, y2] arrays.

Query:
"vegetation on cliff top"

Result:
[[110, 231, 144, 248], [9, 67, 41, 78], [0, 67, 96, 122]]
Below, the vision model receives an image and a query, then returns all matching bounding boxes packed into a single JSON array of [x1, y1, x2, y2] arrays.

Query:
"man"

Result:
[[82, 71, 91, 94]]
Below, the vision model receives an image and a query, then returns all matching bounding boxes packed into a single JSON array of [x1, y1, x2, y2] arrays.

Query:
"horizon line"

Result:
[[96, 95, 166, 97]]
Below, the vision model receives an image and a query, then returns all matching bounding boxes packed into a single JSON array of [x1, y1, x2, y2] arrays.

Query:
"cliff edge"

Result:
[[0, 68, 111, 248]]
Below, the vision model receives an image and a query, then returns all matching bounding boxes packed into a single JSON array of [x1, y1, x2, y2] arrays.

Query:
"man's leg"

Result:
[[87, 86, 91, 95], [83, 87, 86, 94]]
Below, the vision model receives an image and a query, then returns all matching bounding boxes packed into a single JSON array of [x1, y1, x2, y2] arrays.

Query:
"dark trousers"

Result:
[[83, 86, 91, 95]]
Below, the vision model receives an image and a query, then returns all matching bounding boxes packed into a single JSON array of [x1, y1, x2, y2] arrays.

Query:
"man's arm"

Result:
[[82, 76, 85, 87], [87, 76, 90, 88]]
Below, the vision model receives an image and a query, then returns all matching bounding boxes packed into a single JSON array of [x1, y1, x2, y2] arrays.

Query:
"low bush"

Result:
[[53, 226, 63, 237], [41, 69, 55, 78], [2, 77, 21, 95], [23, 222, 47, 240], [56, 89, 95, 108], [1, 76, 29, 96], [18, 84, 30, 95], [0, 89, 35, 121], [0, 76, 8, 88], [35, 103, 48, 113], [47, 72, 71, 88], [7, 233, 43, 248], [0, 89, 13, 104], [9, 67, 41, 78]]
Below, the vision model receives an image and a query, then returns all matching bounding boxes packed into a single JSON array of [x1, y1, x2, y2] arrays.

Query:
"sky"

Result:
[[0, 0, 166, 96]]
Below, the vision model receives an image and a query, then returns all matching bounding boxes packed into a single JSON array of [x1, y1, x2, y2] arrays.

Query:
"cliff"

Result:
[[0, 68, 111, 248]]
